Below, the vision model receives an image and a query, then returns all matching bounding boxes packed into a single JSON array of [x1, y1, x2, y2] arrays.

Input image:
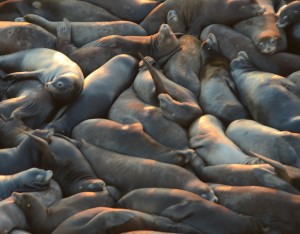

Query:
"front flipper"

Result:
[[3, 71, 43, 83], [11, 100, 41, 120], [56, 18, 77, 55]]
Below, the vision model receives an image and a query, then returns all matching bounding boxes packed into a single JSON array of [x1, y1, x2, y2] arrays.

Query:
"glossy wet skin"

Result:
[[277, 3, 300, 28]]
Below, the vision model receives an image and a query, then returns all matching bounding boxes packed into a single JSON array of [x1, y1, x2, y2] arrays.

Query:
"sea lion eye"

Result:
[[56, 81, 64, 88]]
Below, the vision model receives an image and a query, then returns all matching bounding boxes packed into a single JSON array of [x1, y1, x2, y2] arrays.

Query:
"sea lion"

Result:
[[79, 0, 162, 23], [0, 179, 61, 233], [55, 18, 179, 76], [0, 48, 84, 105], [0, 0, 121, 22], [284, 21, 300, 54], [200, 24, 300, 76], [45, 54, 138, 136], [137, 54, 202, 127], [22, 14, 147, 47], [51, 207, 197, 234], [12, 187, 119, 233], [0, 21, 56, 55], [108, 87, 189, 150], [162, 35, 202, 97], [166, 10, 186, 35], [139, 0, 266, 36], [226, 119, 300, 168], [230, 51, 300, 133], [200, 164, 300, 194], [72, 118, 196, 167], [117, 188, 263, 234], [0, 129, 55, 175], [212, 184, 300, 234], [198, 33, 249, 126], [0, 79, 57, 129], [234, 0, 287, 54], [0, 168, 53, 199], [189, 115, 262, 165], [277, 1, 300, 28], [69, 138, 218, 202]]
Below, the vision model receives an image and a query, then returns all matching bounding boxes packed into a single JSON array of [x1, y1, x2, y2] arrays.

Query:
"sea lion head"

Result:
[[277, 3, 300, 28], [45, 73, 83, 104], [228, 0, 266, 18], [151, 24, 180, 61], [255, 36, 279, 54], [16, 168, 53, 191]]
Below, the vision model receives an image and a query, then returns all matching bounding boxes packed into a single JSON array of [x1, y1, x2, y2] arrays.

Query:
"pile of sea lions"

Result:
[[1, 0, 300, 233]]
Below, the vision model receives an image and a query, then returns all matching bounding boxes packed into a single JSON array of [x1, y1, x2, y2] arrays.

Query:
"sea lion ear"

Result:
[[207, 33, 217, 47]]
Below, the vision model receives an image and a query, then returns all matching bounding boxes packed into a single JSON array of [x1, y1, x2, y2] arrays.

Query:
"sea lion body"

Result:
[[189, 115, 262, 165], [46, 54, 138, 136], [23, 14, 147, 47], [0, 48, 84, 104], [76, 139, 218, 202], [163, 35, 202, 97], [118, 188, 263, 234], [277, 1, 300, 28], [199, 33, 249, 125], [108, 87, 189, 150], [201, 24, 300, 76], [0, 79, 57, 129], [0, 21, 56, 55], [12, 188, 118, 233], [226, 119, 300, 168], [80, 0, 161, 22], [139, 0, 266, 35], [230, 51, 300, 133], [201, 164, 300, 194], [56, 21, 179, 76], [212, 184, 300, 234], [0, 0, 121, 22], [52, 207, 197, 234], [0, 168, 53, 199], [72, 118, 195, 166]]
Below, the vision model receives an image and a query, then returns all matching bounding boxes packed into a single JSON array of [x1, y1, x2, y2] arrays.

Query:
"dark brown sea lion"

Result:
[[199, 33, 249, 126], [0, 168, 53, 199], [51, 207, 197, 234], [80, 0, 162, 23], [212, 184, 300, 234], [139, 0, 266, 36], [45, 54, 138, 136], [234, 0, 287, 54], [230, 51, 300, 133], [226, 119, 300, 168], [0, 0, 121, 22], [189, 115, 262, 165], [108, 87, 189, 150], [12, 187, 118, 233], [0, 79, 57, 129], [0, 21, 56, 55], [118, 188, 263, 234], [0, 48, 84, 105], [201, 24, 300, 76], [56, 18, 179, 76], [22, 14, 147, 47], [72, 118, 196, 167], [70, 138, 218, 202]]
